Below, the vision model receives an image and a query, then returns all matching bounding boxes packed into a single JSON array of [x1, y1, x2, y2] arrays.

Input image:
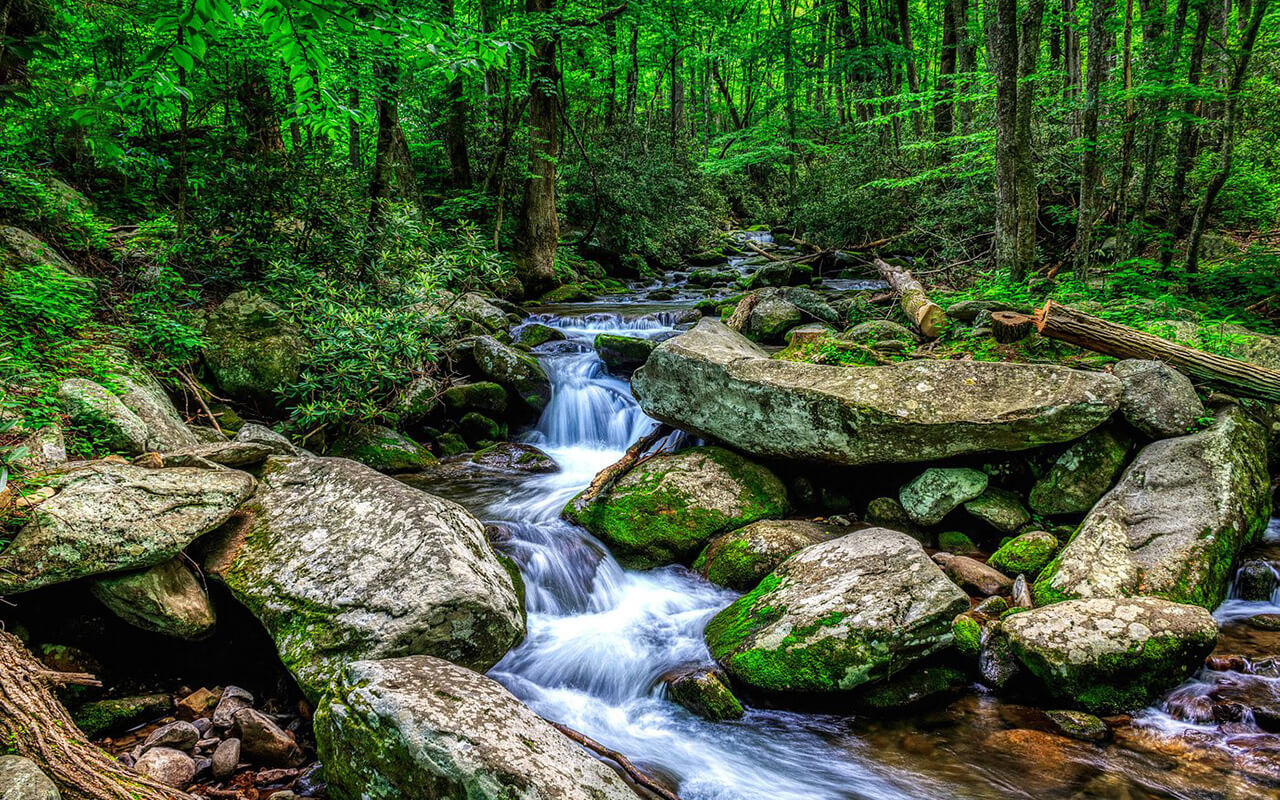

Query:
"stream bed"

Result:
[[410, 299, 1280, 800]]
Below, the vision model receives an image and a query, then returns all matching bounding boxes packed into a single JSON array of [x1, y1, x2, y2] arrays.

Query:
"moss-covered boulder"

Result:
[[315, 656, 635, 800], [1113, 360, 1205, 439], [537, 283, 597, 303], [470, 443, 558, 473], [937, 530, 980, 554], [202, 457, 524, 699], [56, 378, 151, 455], [854, 663, 968, 711], [458, 412, 504, 446], [663, 666, 744, 721], [89, 558, 216, 640], [988, 531, 1059, 578], [442, 381, 508, 415], [564, 446, 788, 568], [963, 487, 1031, 533], [840, 320, 919, 345], [203, 291, 309, 407], [1004, 597, 1217, 713], [1034, 407, 1270, 610], [865, 497, 928, 542], [0, 225, 80, 276], [0, 463, 254, 594], [72, 694, 171, 738], [455, 335, 550, 411], [900, 468, 989, 526], [326, 424, 436, 473], [704, 528, 969, 693], [694, 519, 834, 591], [633, 320, 1121, 466], [101, 347, 200, 452], [513, 322, 566, 347], [739, 288, 804, 343], [595, 333, 657, 373], [1028, 427, 1132, 516]]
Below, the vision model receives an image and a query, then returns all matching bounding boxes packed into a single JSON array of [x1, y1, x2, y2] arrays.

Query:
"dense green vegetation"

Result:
[[1, 0, 1277, 453]]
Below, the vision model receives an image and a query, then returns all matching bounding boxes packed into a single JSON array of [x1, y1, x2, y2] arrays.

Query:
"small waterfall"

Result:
[[474, 306, 946, 800], [1214, 518, 1280, 624]]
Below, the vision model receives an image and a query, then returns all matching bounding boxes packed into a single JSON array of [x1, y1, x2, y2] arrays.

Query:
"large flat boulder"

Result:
[[1034, 406, 1270, 609], [202, 457, 524, 699], [704, 528, 969, 693], [563, 446, 788, 568], [0, 464, 255, 594], [315, 656, 636, 800], [1004, 597, 1217, 713], [632, 320, 1121, 466]]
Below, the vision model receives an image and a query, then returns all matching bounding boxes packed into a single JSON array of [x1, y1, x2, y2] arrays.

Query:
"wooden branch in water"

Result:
[[872, 258, 946, 339], [743, 241, 783, 262], [0, 630, 193, 800], [551, 721, 682, 800], [571, 425, 673, 513], [1034, 300, 1280, 402]]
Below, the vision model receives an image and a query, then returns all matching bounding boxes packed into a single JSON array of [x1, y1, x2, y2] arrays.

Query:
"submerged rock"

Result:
[[315, 656, 636, 800], [0, 756, 60, 800], [203, 291, 309, 407], [632, 320, 1121, 466], [564, 446, 788, 569], [595, 333, 657, 372], [1028, 427, 1132, 516], [694, 519, 834, 591], [704, 528, 969, 693], [89, 557, 217, 640], [0, 464, 254, 594], [470, 443, 559, 473], [1034, 407, 1270, 609], [1113, 360, 1205, 438], [1004, 597, 1218, 713], [203, 456, 524, 698], [900, 468, 989, 526], [663, 666, 745, 721]]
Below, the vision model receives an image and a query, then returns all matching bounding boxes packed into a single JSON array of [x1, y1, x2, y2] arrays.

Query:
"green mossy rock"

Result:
[[326, 424, 436, 473], [470, 443, 558, 473], [72, 694, 172, 738], [442, 382, 509, 415], [1004, 597, 1217, 714], [855, 664, 968, 711], [202, 457, 524, 700], [1034, 407, 1270, 610], [951, 614, 983, 656], [840, 320, 919, 345], [693, 519, 834, 591], [456, 335, 551, 411], [595, 333, 657, 372], [633, 320, 1122, 467], [664, 667, 745, 720], [564, 446, 788, 568], [458, 412, 505, 446], [435, 432, 468, 457], [900, 468, 989, 526], [315, 656, 636, 800], [1028, 427, 1132, 516], [0, 463, 254, 595], [704, 528, 969, 693], [936, 530, 980, 554], [538, 283, 597, 303], [56, 378, 150, 455], [513, 322, 566, 347], [740, 288, 805, 343], [988, 531, 1059, 578], [89, 558, 216, 640], [203, 291, 309, 407], [1045, 709, 1110, 742], [865, 497, 928, 542], [963, 487, 1031, 533]]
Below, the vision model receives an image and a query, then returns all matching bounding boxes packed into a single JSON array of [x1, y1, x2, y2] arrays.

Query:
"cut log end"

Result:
[[991, 312, 1035, 343]]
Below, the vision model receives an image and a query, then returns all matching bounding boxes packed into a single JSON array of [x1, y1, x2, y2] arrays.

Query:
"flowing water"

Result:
[[419, 301, 1280, 800]]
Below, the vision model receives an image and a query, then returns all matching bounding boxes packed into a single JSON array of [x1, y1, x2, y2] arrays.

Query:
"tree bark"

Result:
[[1072, 0, 1116, 277], [992, 311, 1034, 342], [874, 258, 946, 338], [237, 66, 285, 154], [347, 44, 361, 169], [1014, 0, 1046, 276], [1163, 3, 1212, 268], [988, 0, 1021, 279], [0, 631, 192, 800], [515, 0, 560, 296], [368, 56, 419, 230], [936, 0, 959, 136], [1035, 301, 1280, 401], [439, 0, 473, 189]]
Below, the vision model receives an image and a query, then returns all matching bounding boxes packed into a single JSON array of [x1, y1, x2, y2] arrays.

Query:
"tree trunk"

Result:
[[1163, 3, 1211, 268], [1072, 0, 1116, 278], [1035, 301, 1280, 402], [515, 0, 560, 297], [604, 14, 618, 128], [0, 631, 192, 800], [438, 0, 473, 189], [237, 66, 285, 154], [988, 0, 1022, 280], [936, 0, 958, 136], [368, 56, 419, 230], [992, 311, 1034, 342], [874, 258, 946, 338], [625, 21, 639, 124], [1014, 0, 1046, 276], [1184, 0, 1268, 273], [347, 45, 361, 169]]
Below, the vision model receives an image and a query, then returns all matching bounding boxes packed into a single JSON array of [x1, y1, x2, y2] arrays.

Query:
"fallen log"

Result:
[[725, 293, 761, 332], [569, 424, 674, 513], [0, 630, 193, 800], [743, 241, 783, 262], [551, 721, 682, 800], [1034, 300, 1280, 402], [872, 258, 946, 339]]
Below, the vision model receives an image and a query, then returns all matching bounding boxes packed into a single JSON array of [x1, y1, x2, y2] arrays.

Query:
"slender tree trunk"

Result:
[[515, 0, 560, 296], [237, 66, 284, 154], [1014, 0, 1046, 275], [625, 21, 639, 124], [1116, 0, 1137, 254], [988, 0, 1022, 279], [176, 27, 189, 239], [368, 56, 418, 230], [605, 14, 618, 128], [955, 0, 976, 131], [348, 45, 361, 169], [897, 0, 922, 135], [1072, 0, 1116, 277], [936, 0, 959, 136], [782, 0, 798, 199], [1132, 0, 1184, 257], [1163, 3, 1211, 268], [438, 0, 473, 189], [1184, 0, 1268, 272], [1063, 0, 1082, 135]]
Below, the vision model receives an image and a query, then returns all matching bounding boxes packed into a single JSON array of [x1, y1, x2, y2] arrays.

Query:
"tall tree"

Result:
[[439, 0, 473, 189], [1073, 0, 1117, 277], [515, 0, 560, 295]]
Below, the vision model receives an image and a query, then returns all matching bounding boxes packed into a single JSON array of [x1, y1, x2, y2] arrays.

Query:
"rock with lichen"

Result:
[[694, 519, 833, 591]]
